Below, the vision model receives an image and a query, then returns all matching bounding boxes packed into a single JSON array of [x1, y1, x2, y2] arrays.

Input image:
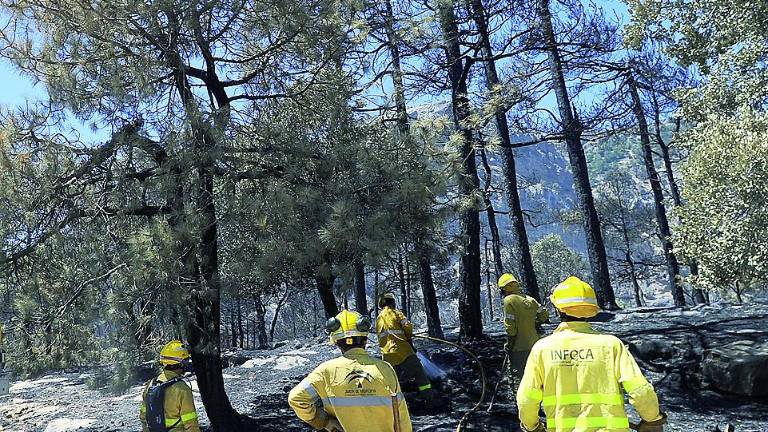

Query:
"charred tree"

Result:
[[353, 259, 368, 314], [627, 72, 686, 306], [416, 243, 445, 339], [236, 296, 244, 349], [316, 257, 340, 318], [484, 238, 495, 321], [395, 247, 411, 316], [469, 0, 540, 301], [253, 294, 268, 349], [269, 283, 290, 341], [651, 97, 707, 304], [438, 1, 484, 339], [537, 0, 617, 309], [478, 145, 505, 279], [380, 0, 443, 335]]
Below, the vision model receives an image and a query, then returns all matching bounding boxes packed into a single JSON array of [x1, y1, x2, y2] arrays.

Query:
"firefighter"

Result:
[[499, 273, 549, 400], [376, 293, 435, 404], [288, 309, 412, 432], [517, 276, 667, 432], [140, 340, 200, 432]]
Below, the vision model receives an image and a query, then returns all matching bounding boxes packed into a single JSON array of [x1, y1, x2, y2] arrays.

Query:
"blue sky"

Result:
[[0, 60, 45, 108]]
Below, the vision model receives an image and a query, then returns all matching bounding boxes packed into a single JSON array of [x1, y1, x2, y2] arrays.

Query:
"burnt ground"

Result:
[[1, 303, 767, 431]]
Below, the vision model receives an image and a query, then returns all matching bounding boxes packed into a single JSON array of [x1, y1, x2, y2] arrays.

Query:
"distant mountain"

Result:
[[409, 101, 585, 251]]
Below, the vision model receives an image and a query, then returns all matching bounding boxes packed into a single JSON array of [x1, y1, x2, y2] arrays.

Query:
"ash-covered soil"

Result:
[[1, 303, 767, 431]]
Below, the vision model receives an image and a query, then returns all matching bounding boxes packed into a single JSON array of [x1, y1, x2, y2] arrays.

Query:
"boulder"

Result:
[[702, 340, 768, 397], [630, 339, 677, 361]]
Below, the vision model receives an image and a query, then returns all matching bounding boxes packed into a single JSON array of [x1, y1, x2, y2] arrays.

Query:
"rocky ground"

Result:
[[1, 303, 767, 432]]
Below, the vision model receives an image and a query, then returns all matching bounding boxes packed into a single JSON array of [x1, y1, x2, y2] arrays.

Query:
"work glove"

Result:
[[637, 412, 667, 432], [323, 418, 343, 432]]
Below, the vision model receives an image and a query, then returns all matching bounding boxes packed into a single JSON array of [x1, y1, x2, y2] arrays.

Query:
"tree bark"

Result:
[[229, 307, 236, 348], [396, 250, 408, 315], [404, 248, 412, 317], [626, 251, 643, 307], [627, 72, 686, 307], [160, 18, 248, 425], [652, 99, 683, 207], [374, 269, 381, 316], [538, 0, 617, 309], [253, 294, 268, 349], [438, 0, 483, 339], [236, 296, 244, 349], [316, 257, 340, 318], [382, 0, 442, 333], [616, 192, 644, 308], [470, 0, 540, 301], [269, 283, 290, 341], [652, 101, 707, 305], [478, 146, 505, 280], [417, 243, 445, 339], [353, 259, 368, 314], [484, 238, 495, 321]]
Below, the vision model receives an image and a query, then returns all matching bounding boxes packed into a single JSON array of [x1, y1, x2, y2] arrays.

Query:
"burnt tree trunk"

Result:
[[627, 252, 644, 308], [382, 0, 443, 334], [438, 1, 483, 339], [417, 242, 445, 339], [652, 100, 683, 207], [269, 283, 290, 341], [354, 259, 368, 314], [470, 0, 540, 301], [538, 0, 617, 309], [627, 72, 686, 307], [652, 99, 706, 304], [236, 296, 244, 349], [253, 294, 268, 349], [484, 238, 495, 321], [478, 145, 505, 279], [165, 40, 245, 429], [404, 249, 412, 316], [316, 257, 340, 318], [396, 251, 408, 315], [374, 269, 381, 316], [229, 307, 236, 348]]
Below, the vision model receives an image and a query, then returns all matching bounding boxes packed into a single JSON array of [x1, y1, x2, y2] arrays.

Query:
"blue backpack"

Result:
[[145, 376, 184, 432]]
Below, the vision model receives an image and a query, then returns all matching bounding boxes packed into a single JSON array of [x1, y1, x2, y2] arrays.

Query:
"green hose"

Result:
[[413, 334, 487, 432]]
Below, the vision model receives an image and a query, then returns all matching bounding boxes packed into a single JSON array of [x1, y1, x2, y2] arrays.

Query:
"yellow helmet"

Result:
[[326, 310, 371, 343], [378, 292, 396, 307], [498, 273, 520, 292], [550, 276, 599, 318], [159, 340, 191, 366]]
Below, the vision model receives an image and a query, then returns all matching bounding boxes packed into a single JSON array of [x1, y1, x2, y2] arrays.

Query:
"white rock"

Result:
[[43, 418, 96, 432], [241, 358, 273, 369], [273, 355, 308, 370]]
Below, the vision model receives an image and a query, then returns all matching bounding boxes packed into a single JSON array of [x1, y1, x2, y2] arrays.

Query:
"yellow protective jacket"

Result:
[[140, 369, 201, 432], [288, 348, 412, 432], [517, 321, 662, 432], [504, 292, 548, 352], [376, 306, 415, 366]]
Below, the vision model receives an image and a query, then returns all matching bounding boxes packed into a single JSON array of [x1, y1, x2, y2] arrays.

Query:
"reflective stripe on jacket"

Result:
[[376, 306, 415, 366], [140, 369, 201, 432], [517, 321, 662, 432], [503, 292, 547, 351], [288, 348, 413, 432]]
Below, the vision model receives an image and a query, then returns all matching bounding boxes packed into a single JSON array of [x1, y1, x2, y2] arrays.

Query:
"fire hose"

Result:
[[413, 335, 487, 432]]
